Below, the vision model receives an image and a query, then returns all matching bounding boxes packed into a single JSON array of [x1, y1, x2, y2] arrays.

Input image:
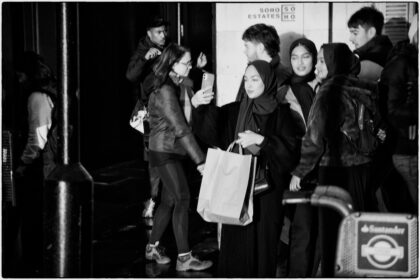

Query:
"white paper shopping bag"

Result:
[[197, 143, 256, 226]]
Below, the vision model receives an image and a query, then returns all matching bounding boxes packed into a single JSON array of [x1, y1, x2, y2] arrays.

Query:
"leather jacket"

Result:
[[293, 75, 375, 179], [148, 77, 204, 165]]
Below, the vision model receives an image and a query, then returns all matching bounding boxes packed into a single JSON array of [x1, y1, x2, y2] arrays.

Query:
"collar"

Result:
[[145, 36, 165, 51], [354, 35, 393, 66]]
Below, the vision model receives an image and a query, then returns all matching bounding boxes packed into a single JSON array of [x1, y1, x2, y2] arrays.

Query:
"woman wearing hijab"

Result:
[[280, 38, 320, 277], [192, 60, 302, 277], [289, 43, 376, 276]]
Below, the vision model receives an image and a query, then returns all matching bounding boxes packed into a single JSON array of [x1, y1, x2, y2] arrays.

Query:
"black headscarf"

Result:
[[289, 38, 318, 84], [289, 38, 318, 121], [234, 60, 278, 142], [321, 43, 361, 79]]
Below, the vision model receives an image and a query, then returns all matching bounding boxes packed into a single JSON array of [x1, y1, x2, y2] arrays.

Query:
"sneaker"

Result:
[[176, 252, 213, 271], [145, 242, 171, 264], [142, 198, 156, 218]]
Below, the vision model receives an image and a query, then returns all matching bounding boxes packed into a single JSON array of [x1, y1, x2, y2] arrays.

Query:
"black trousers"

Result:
[[149, 161, 190, 253], [288, 203, 318, 277], [317, 163, 371, 277], [16, 161, 44, 276]]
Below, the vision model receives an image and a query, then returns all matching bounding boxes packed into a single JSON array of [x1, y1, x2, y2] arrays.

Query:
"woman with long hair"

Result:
[[145, 43, 212, 271], [290, 43, 376, 276], [192, 60, 302, 277]]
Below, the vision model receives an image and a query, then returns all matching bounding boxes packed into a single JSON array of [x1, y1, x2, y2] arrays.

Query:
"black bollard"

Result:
[[43, 3, 93, 277]]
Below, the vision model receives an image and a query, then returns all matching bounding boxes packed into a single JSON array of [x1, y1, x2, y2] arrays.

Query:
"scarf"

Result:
[[322, 43, 361, 79], [289, 38, 318, 121], [234, 60, 278, 153]]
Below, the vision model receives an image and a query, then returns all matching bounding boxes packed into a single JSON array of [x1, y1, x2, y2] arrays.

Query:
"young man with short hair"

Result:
[[348, 6, 402, 214], [126, 16, 169, 219], [347, 6, 393, 81], [236, 23, 291, 101]]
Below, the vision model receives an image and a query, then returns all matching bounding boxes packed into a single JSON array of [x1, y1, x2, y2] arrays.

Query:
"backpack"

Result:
[[341, 83, 381, 157]]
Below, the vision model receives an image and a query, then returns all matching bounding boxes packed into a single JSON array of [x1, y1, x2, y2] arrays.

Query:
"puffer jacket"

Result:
[[380, 40, 418, 155], [293, 75, 376, 179], [354, 35, 393, 81], [148, 78, 204, 165]]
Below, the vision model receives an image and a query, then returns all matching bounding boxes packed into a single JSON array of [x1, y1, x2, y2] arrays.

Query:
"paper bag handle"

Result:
[[227, 141, 243, 154]]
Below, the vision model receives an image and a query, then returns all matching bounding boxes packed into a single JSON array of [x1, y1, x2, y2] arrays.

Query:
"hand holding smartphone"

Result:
[[201, 72, 215, 94]]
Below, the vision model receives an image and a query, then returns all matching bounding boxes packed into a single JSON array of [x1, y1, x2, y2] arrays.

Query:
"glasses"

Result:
[[178, 60, 192, 67]]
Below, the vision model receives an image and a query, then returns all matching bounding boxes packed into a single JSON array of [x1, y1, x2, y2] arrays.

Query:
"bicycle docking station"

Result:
[[283, 186, 418, 277]]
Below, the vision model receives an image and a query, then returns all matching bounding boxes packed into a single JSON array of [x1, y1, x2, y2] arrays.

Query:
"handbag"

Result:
[[253, 162, 270, 196], [197, 142, 256, 226], [129, 99, 148, 134]]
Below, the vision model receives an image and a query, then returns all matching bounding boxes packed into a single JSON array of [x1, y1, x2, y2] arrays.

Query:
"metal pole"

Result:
[[43, 3, 93, 277]]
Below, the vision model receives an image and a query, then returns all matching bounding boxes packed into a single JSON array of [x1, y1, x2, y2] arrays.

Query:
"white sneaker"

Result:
[[145, 242, 171, 264], [176, 252, 213, 271], [142, 198, 156, 218]]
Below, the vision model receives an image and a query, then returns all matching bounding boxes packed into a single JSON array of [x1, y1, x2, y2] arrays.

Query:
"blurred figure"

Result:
[[192, 60, 302, 277], [14, 51, 57, 276], [380, 14, 418, 214], [282, 38, 320, 277], [236, 23, 291, 102], [145, 43, 212, 272], [126, 15, 169, 219], [289, 43, 377, 276]]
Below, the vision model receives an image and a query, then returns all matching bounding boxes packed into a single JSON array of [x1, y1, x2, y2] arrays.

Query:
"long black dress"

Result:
[[192, 100, 302, 277]]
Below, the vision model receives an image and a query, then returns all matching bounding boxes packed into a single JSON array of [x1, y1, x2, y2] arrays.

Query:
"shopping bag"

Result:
[[197, 142, 256, 226], [129, 99, 148, 134]]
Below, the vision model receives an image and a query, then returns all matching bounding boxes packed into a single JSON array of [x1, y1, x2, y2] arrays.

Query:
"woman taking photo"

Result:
[[281, 38, 320, 277], [289, 43, 376, 276], [192, 60, 302, 277], [145, 43, 212, 272]]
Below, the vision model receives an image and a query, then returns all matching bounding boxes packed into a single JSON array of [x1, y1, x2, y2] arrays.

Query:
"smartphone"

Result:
[[201, 72, 215, 93]]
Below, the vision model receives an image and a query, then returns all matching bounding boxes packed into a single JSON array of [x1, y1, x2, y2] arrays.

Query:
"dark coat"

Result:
[[126, 36, 165, 104], [354, 35, 393, 67], [148, 79, 204, 165], [293, 75, 375, 179], [193, 101, 302, 277], [193, 101, 302, 189], [354, 35, 393, 81], [380, 40, 418, 155]]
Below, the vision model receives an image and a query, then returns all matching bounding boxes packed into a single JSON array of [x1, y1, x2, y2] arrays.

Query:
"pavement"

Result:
[[91, 160, 219, 277]]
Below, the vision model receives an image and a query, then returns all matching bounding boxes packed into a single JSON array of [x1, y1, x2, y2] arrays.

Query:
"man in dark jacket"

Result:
[[126, 16, 169, 105], [380, 14, 418, 214], [235, 23, 291, 101], [127, 16, 169, 218], [347, 6, 399, 213], [348, 6, 393, 81]]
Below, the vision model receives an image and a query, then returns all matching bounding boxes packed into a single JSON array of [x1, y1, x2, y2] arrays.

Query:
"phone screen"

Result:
[[201, 72, 215, 92]]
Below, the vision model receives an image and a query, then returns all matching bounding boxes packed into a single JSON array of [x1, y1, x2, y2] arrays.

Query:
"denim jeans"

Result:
[[392, 154, 418, 213]]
